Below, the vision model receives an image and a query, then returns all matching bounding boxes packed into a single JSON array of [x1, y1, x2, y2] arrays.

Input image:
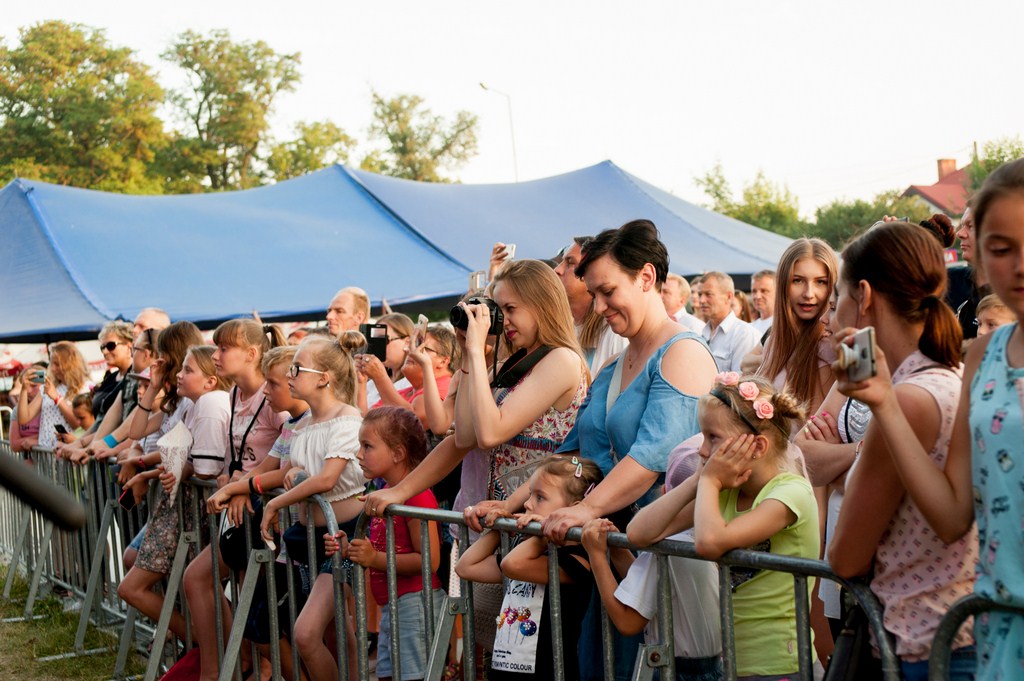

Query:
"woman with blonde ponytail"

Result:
[[627, 374, 819, 679]]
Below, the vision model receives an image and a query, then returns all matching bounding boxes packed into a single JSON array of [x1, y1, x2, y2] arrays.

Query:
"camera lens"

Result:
[[449, 305, 468, 331]]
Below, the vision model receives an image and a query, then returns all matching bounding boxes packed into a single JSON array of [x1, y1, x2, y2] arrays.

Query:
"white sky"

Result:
[[4, 0, 1022, 216]]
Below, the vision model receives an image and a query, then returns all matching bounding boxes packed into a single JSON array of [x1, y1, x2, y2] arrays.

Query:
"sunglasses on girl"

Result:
[[102, 341, 127, 353]]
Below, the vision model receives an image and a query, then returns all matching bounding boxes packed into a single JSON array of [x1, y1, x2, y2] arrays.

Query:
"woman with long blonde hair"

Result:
[[454, 258, 589, 500], [18, 340, 89, 450]]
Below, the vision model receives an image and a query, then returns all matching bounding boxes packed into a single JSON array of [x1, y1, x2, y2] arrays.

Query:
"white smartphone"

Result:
[[414, 314, 429, 347], [505, 243, 517, 259], [837, 326, 877, 382], [468, 270, 486, 291]]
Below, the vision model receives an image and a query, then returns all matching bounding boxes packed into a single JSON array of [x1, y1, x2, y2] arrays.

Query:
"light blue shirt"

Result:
[[558, 332, 710, 506]]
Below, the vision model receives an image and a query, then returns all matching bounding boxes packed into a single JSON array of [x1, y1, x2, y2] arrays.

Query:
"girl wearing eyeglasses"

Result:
[[18, 340, 89, 450], [247, 337, 364, 681]]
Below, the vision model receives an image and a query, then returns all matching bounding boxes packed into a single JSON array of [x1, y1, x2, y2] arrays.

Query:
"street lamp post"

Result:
[[479, 82, 519, 182]]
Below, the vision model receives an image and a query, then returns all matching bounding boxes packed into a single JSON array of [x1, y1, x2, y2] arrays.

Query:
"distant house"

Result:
[[902, 159, 970, 217]]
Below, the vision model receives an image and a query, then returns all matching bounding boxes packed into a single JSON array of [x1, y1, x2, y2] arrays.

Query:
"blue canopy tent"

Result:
[[0, 167, 470, 341], [0, 161, 790, 342], [346, 160, 792, 274]]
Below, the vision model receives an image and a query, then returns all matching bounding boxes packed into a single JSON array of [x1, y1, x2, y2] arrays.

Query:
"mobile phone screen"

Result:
[[119, 488, 137, 511], [362, 324, 389, 362]]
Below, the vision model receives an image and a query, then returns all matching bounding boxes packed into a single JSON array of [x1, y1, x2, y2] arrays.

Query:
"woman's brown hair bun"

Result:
[[919, 213, 956, 248]]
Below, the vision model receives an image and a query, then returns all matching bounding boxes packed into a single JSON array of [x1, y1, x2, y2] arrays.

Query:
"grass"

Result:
[[0, 565, 147, 680]]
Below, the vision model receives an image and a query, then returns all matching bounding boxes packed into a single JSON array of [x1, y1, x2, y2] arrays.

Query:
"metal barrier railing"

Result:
[[928, 593, 1024, 681], [2, 439, 999, 681], [0, 441, 356, 680], [364, 504, 901, 681]]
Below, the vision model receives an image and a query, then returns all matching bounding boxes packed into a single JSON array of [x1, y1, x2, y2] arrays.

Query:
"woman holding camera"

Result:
[[827, 220, 977, 677], [11, 362, 48, 453], [453, 259, 588, 502], [18, 341, 90, 450]]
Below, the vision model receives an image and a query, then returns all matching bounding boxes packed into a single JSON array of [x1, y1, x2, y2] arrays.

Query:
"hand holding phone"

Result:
[[118, 487, 138, 511], [468, 271, 487, 292], [836, 327, 877, 382], [361, 323, 389, 362], [414, 315, 429, 347]]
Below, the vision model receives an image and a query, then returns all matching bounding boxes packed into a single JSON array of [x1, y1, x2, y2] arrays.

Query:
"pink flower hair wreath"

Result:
[[710, 373, 785, 435]]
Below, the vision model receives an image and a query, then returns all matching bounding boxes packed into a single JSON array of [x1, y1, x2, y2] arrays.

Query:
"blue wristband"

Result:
[[103, 434, 119, 448]]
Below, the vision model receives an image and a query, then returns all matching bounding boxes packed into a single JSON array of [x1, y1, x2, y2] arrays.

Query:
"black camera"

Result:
[[449, 297, 505, 336]]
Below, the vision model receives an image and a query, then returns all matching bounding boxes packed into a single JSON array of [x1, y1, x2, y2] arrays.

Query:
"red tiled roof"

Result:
[[903, 167, 970, 216]]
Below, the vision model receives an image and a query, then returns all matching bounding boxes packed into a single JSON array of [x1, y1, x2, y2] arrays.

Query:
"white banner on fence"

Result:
[[491, 579, 544, 674]]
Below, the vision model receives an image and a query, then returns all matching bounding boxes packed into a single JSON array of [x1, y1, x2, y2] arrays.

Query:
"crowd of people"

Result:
[[4, 157, 1024, 681]]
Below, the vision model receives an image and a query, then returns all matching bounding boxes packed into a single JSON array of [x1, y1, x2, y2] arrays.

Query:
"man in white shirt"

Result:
[[554, 237, 627, 374], [661, 273, 705, 333], [698, 272, 761, 372], [750, 270, 776, 335]]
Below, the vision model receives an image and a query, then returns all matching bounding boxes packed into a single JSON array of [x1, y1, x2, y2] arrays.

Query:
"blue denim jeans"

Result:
[[899, 646, 976, 681], [668, 655, 723, 681]]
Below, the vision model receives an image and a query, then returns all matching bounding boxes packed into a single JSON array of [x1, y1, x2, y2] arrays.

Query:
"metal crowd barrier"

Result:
[[0, 442, 355, 680], [5, 439, 999, 681], [0, 441, 149, 662], [111, 473, 355, 681], [929, 594, 1024, 681], [365, 505, 900, 681]]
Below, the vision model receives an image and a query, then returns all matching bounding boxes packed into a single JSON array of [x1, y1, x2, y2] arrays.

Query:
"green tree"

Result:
[[160, 30, 300, 191], [695, 164, 807, 237], [693, 162, 735, 214], [969, 136, 1024, 191], [0, 21, 167, 192], [268, 120, 355, 181], [812, 190, 930, 248], [360, 91, 478, 182]]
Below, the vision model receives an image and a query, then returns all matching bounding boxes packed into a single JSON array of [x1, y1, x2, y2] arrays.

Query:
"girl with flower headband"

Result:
[[456, 454, 603, 680], [629, 373, 820, 681]]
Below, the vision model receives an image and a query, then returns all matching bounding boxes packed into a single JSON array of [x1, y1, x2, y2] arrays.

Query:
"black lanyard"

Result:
[[228, 386, 266, 475], [491, 346, 552, 390]]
